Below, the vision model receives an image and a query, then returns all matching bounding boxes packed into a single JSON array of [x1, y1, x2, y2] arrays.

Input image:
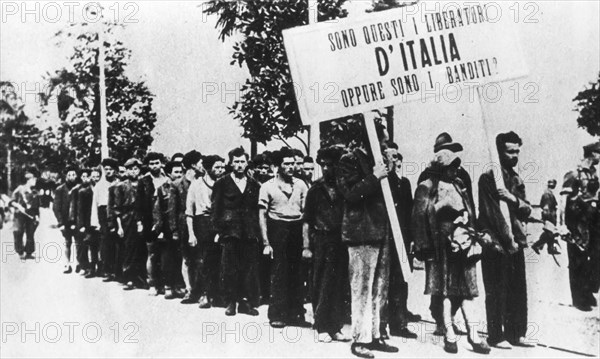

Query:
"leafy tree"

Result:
[[1, 82, 44, 190], [573, 72, 600, 137], [204, 0, 348, 151], [41, 21, 157, 165]]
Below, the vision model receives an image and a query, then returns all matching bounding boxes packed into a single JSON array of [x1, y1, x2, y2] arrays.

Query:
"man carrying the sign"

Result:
[[336, 129, 398, 358], [478, 131, 534, 349]]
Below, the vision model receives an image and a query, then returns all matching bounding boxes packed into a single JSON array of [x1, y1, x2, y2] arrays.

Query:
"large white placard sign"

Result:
[[283, 2, 528, 124]]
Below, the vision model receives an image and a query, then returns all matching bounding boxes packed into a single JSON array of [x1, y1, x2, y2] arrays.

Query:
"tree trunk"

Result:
[[250, 140, 257, 158]]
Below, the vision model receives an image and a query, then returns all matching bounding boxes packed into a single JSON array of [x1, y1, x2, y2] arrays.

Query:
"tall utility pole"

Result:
[[308, 0, 320, 160], [98, 12, 109, 159]]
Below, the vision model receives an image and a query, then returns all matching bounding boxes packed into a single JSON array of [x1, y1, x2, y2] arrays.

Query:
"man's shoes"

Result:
[[288, 316, 311, 328], [444, 338, 458, 354], [164, 288, 182, 300], [134, 277, 149, 290], [225, 302, 237, 316], [151, 287, 165, 296], [238, 301, 258, 316], [351, 343, 374, 359], [211, 296, 226, 308], [508, 337, 536, 348], [63, 265, 72, 274], [103, 275, 116, 282], [19, 253, 27, 260], [390, 327, 418, 339], [123, 281, 135, 291], [81, 270, 91, 277], [75, 265, 81, 273], [468, 338, 491, 354], [84, 269, 96, 278], [270, 321, 286, 329], [406, 311, 422, 322], [24, 253, 35, 259], [488, 339, 512, 349], [180, 292, 198, 304], [198, 295, 212, 309], [331, 332, 351, 342], [317, 333, 333, 343], [368, 338, 398, 353], [574, 304, 593, 312]]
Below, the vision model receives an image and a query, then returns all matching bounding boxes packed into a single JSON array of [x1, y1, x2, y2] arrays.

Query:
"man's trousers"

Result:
[[348, 239, 390, 344]]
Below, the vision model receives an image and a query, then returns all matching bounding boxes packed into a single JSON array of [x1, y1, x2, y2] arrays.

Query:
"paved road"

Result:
[[1, 208, 598, 358]]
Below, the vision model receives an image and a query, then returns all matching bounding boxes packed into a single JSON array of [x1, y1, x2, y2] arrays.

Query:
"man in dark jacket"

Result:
[[74, 168, 97, 278], [213, 147, 261, 316], [116, 158, 147, 290], [302, 146, 350, 342], [138, 152, 168, 295], [336, 134, 398, 358], [561, 141, 600, 311], [478, 131, 533, 348], [380, 143, 419, 339], [152, 161, 185, 300], [68, 168, 92, 275], [53, 166, 79, 273]]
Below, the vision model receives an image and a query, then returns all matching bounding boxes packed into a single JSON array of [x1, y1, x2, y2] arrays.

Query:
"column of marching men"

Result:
[[7, 135, 600, 358]]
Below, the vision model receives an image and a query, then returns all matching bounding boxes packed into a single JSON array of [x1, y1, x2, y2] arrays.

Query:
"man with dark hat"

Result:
[[417, 132, 473, 336], [560, 141, 600, 311]]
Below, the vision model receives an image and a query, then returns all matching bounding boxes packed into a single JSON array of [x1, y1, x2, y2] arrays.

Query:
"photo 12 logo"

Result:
[[1, 322, 139, 344], [1, 2, 140, 24]]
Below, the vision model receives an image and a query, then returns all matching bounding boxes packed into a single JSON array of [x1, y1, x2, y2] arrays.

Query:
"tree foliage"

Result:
[[41, 21, 157, 165], [204, 0, 348, 149], [573, 72, 600, 137]]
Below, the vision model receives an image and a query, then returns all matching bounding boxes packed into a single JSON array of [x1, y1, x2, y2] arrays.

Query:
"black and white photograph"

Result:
[[1, 0, 599, 358]]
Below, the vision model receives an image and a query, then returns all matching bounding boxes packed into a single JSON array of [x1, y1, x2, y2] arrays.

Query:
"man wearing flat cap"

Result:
[[560, 141, 600, 311]]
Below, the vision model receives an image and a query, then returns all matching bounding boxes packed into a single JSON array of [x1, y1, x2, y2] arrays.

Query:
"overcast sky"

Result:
[[1, 0, 599, 200]]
